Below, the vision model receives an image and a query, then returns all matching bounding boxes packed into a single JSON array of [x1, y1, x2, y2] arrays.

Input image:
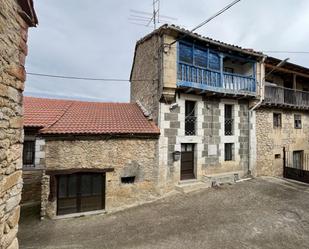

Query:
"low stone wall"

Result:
[[41, 137, 159, 218], [21, 170, 42, 205], [256, 107, 309, 176]]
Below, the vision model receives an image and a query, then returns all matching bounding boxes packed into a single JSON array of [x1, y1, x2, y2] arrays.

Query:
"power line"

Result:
[[26, 72, 153, 82], [169, 0, 242, 46]]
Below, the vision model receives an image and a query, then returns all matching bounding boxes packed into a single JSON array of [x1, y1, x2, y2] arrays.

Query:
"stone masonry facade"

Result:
[[41, 137, 159, 218], [130, 29, 253, 191], [130, 33, 161, 123], [256, 107, 309, 176], [157, 93, 250, 190], [0, 1, 36, 248]]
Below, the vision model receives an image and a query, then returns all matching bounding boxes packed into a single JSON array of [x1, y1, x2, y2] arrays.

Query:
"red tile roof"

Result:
[[23, 97, 160, 136]]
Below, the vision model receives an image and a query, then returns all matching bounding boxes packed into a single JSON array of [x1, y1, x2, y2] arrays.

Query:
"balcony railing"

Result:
[[177, 62, 256, 95], [264, 85, 309, 108]]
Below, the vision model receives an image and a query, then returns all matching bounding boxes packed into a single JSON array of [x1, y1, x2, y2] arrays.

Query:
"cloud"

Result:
[[26, 0, 309, 102]]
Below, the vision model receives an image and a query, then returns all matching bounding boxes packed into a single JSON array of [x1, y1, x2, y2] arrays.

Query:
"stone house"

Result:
[[130, 24, 265, 192], [130, 24, 309, 190], [255, 57, 309, 176], [22, 97, 160, 218], [0, 0, 37, 248]]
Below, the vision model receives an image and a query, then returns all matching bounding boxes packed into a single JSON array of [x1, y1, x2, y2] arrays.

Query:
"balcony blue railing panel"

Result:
[[177, 62, 256, 95]]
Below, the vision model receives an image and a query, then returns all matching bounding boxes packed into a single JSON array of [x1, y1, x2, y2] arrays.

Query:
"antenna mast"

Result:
[[152, 0, 160, 29]]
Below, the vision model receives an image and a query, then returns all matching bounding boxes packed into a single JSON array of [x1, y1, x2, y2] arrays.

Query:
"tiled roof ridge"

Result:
[[136, 100, 152, 120], [135, 24, 264, 57], [25, 96, 133, 105]]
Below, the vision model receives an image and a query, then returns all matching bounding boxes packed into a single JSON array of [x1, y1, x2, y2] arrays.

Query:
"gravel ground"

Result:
[[19, 177, 309, 249]]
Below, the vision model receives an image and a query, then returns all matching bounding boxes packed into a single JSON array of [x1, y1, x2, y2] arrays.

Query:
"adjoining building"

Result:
[[22, 97, 160, 218], [256, 57, 309, 177]]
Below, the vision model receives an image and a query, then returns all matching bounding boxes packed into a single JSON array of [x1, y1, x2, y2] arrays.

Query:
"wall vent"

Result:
[[121, 176, 135, 184]]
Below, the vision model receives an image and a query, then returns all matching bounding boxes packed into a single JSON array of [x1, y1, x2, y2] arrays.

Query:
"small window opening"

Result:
[[224, 143, 234, 161], [121, 176, 135, 184], [275, 154, 281, 159], [294, 114, 302, 129], [273, 113, 282, 128]]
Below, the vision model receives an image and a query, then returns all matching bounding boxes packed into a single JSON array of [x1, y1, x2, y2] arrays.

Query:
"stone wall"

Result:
[[0, 1, 34, 248], [41, 137, 159, 218], [256, 107, 309, 176], [21, 170, 42, 205], [130, 34, 161, 123]]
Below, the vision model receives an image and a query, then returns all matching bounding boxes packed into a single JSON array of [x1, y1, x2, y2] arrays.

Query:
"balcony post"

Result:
[[252, 63, 256, 92], [220, 53, 224, 88]]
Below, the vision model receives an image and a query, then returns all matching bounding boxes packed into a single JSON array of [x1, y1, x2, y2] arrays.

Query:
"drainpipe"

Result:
[[247, 56, 267, 176]]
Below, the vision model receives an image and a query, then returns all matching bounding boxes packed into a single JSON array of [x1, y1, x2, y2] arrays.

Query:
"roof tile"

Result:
[[24, 97, 160, 135]]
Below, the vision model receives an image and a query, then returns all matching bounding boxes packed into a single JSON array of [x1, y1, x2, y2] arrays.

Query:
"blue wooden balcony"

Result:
[[176, 42, 257, 96]]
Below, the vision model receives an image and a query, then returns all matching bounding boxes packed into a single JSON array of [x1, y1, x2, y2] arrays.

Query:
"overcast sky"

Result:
[[25, 0, 309, 102]]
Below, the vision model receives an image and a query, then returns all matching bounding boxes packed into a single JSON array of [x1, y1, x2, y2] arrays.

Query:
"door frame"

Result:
[[180, 143, 196, 180]]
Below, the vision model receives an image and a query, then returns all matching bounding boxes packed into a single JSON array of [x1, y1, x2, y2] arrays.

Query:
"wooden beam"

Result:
[[46, 168, 114, 176], [185, 88, 194, 93], [265, 64, 309, 79], [293, 74, 297, 90]]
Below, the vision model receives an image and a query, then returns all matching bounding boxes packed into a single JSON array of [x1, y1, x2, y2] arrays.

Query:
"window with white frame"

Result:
[[224, 104, 233, 136], [224, 143, 234, 161]]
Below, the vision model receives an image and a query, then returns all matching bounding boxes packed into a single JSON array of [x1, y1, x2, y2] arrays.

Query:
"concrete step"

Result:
[[175, 179, 212, 194]]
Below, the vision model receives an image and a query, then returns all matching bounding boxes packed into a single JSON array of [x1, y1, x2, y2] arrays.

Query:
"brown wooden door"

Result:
[[181, 144, 195, 180], [57, 173, 105, 215]]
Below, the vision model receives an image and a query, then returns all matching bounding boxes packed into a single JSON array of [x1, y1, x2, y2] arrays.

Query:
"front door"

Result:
[[57, 173, 105, 215], [181, 144, 195, 180]]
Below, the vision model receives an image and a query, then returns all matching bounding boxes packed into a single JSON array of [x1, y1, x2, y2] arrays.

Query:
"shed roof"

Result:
[[24, 97, 160, 136]]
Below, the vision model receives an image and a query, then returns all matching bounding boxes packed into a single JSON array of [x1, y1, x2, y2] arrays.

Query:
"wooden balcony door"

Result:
[[57, 173, 105, 215], [181, 144, 195, 180]]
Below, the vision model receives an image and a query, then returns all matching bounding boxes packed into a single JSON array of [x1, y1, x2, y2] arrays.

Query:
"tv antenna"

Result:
[[129, 0, 177, 30]]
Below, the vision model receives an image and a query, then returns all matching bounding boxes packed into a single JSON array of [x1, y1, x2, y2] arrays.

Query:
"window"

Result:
[[275, 154, 281, 159], [179, 43, 193, 64], [23, 141, 35, 167], [185, 101, 196, 136], [178, 42, 220, 70], [224, 143, 234, 161], [273, 113, 282, 128], [193, 47, 207, 68], [294, 114, 302, 129], [224, 104, 233, 136], [208, 52, 220, 71], [293, 151, 303, 169]]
